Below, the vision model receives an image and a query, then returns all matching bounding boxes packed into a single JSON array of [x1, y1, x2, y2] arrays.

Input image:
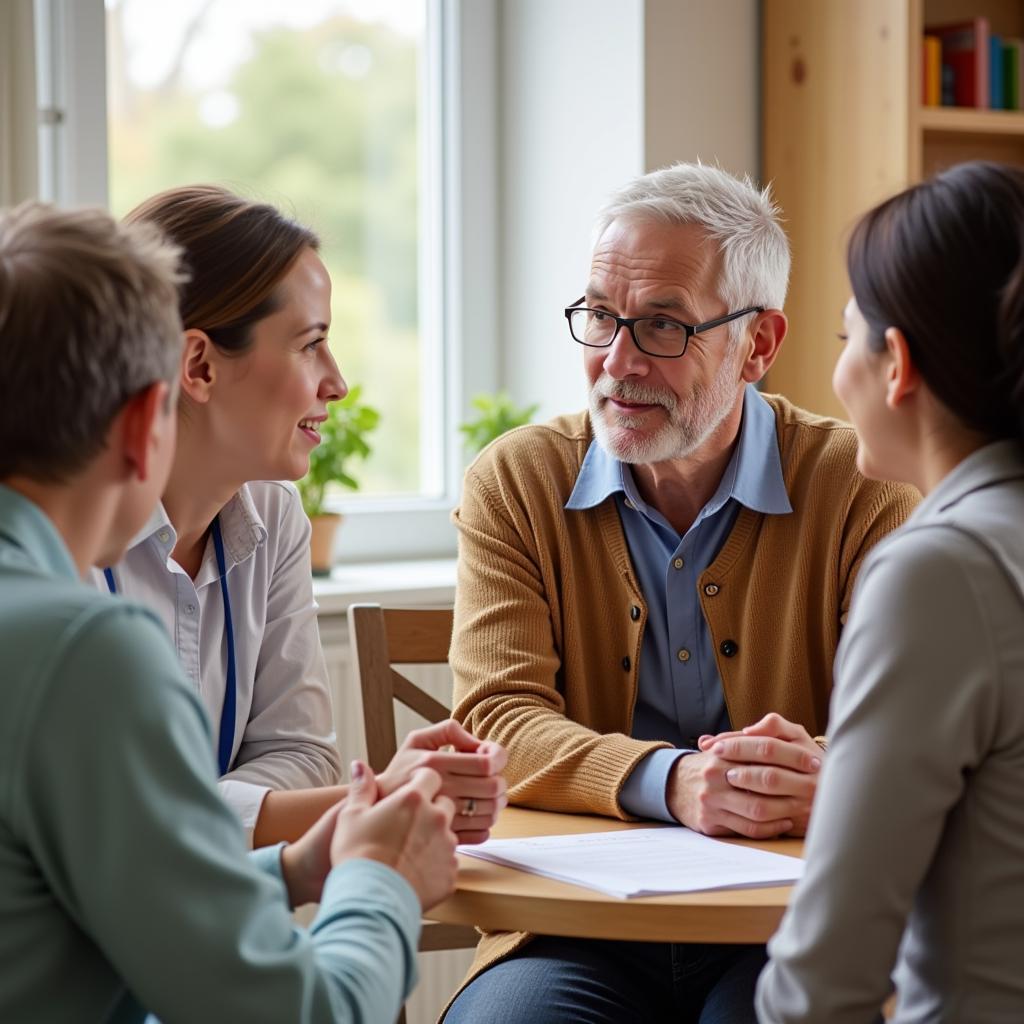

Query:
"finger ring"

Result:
[[463, 797, 476, 816]]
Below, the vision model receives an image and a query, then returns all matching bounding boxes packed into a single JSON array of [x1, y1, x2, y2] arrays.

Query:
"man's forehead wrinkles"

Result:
[[589, 258, 706, 304], [590, 250, 703, 274]]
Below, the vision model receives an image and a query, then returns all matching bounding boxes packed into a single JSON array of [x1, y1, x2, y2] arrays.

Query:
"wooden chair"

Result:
[[346, 603, 479, 1023]]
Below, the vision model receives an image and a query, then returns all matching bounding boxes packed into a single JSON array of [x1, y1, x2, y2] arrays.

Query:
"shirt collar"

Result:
[[910, 438, 1024, 523], [566, 384, 792, 517], [725, 384, 792, 515], [125, 483, 268, 567], [0, 484, 81, 582]]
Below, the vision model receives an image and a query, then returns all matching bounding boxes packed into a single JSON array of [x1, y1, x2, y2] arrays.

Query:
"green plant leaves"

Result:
[[297, 385, 381, 517], [458, 392, 539, 455]]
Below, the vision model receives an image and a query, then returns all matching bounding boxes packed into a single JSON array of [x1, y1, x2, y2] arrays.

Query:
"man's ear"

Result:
[[740, 309, 788, 383], [121, 381, 171, 482], [883, 326, 920, 409], [180, 329, 217, 405]]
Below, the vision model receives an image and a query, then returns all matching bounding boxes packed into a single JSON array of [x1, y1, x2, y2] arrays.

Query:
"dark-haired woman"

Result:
[[757, 160, 1024, 1022], [95, 185, 506, 848]]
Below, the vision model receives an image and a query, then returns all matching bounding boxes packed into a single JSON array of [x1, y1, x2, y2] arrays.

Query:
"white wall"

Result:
[[498, 0, 645, 420], [498, 0, 760, 422]]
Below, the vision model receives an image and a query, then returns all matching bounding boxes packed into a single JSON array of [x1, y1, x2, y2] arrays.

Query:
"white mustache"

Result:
[[592, 375, 677, 412]]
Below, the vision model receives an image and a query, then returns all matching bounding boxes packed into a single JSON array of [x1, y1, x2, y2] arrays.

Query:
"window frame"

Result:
[[36, 0, 498, 562]]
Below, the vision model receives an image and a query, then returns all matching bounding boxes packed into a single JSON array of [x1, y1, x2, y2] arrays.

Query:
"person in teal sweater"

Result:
[[0, 200, 458, 1023]]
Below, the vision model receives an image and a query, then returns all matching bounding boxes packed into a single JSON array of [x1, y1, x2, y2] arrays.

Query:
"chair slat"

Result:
[[346, 603, 477, 972], [382, 607, 454, 663], [392, 671, 451, 723]]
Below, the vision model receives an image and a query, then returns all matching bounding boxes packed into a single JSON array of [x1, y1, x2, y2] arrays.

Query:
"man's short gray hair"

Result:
[[595, 163, 791, 322], [0, 201, 186, 481]]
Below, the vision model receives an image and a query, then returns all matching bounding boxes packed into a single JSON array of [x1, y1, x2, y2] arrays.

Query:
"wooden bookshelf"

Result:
[[763, 0, 1024, 418], [919, 105, 1024, 133]]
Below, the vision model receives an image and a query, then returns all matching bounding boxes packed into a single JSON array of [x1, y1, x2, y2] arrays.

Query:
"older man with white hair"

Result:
[[443, 163, 918, 1023]]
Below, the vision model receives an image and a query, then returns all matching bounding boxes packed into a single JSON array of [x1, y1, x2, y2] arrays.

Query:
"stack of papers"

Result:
[[459, 828, 803, 899]]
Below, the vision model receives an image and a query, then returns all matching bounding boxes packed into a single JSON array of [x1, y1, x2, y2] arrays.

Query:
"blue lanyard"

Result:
[[104, 517, 237, 776]]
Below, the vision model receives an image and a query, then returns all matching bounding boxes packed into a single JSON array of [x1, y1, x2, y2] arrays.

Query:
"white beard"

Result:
[[588, 354, 741, 464]]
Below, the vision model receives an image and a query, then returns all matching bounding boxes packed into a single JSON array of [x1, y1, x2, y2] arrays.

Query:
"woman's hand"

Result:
[[330, 761, 458, 911], [377, 720, 508, 845], [279, 799, 345, 908]]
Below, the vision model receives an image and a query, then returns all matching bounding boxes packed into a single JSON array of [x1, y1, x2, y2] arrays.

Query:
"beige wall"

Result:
[[644, 0, 759, 177], [0, 0, 38, 206], [500, 0, 762, 420]]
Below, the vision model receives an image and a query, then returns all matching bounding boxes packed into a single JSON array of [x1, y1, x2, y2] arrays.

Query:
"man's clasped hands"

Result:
[[668, 713, 822, 838]]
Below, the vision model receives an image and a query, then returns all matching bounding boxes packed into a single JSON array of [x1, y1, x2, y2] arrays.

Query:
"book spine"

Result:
[[990, 34, 1004, 109], [923, 35, 942, 105], [1004, 42, 1021, 110]]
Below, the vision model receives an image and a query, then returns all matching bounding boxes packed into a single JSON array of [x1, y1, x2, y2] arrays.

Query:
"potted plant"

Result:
[[297, 385, 380, 575], [458, 391, 539, 455]]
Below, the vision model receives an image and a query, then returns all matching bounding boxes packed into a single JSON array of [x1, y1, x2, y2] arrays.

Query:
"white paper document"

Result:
[[458, 828, 803, 899]]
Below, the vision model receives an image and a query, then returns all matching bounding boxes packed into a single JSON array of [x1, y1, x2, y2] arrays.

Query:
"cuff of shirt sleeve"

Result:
[[248, 841, 288, 883], [218, 779, 271, 848], [315, 859, 423, 998], [618, 748, 692, 822]]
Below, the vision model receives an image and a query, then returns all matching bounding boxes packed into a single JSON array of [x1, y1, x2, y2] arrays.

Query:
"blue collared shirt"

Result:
[[566, 384, 792, 821]]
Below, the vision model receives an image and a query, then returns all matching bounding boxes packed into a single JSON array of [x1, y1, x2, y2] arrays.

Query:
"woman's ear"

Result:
[[180, 329, 217, 405], [883, 326, 920, 409]]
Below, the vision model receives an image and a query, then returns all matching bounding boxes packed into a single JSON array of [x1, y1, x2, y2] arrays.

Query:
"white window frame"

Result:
[[34, 0, 498, 562]]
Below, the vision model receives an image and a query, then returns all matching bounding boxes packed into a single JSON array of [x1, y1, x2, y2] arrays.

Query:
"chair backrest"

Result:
[[347, 603, 454, 771]]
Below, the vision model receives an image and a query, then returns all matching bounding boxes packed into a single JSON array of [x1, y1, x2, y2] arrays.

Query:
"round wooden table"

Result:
[[425, 807, 803, 943]]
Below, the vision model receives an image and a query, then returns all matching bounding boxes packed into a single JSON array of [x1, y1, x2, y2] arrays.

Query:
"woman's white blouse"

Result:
[[90, 481, 340, 837]]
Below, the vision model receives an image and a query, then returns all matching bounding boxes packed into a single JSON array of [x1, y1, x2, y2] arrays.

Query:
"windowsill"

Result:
[[311, 558, 457, 615]]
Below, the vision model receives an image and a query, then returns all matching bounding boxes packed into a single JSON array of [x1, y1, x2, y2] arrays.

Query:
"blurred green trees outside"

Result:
[[107, 1, 425, 497]]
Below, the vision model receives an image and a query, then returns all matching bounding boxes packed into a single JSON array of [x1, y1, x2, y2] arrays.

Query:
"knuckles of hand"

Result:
[[401, 788, 427, 810], [746, 798, 772, 822]]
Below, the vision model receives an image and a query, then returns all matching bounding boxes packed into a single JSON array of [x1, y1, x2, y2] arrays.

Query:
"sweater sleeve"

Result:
[[837, 477, 919, 626], [450, 457, 670, 819]]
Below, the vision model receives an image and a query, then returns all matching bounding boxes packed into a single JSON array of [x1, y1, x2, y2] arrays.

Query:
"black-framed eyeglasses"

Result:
[[564, 297, 764, 359]]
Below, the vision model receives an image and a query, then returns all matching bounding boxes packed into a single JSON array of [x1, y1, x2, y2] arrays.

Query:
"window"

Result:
[[34, 0, 499, 560], [107, 0, 436, 501]]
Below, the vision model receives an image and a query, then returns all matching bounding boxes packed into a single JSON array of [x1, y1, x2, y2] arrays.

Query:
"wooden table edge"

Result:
[[425, 808, 802, 944]]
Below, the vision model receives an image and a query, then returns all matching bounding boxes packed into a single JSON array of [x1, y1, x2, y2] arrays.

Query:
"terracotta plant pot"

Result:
[[308, 512, 342, 576]]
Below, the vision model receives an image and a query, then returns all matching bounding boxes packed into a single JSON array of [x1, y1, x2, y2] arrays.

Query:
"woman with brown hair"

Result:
[[96, 185, 506, 848], [756, 161, 1024, 1021]]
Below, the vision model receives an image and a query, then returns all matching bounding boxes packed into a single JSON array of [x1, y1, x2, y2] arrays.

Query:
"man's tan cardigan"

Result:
[[446, 394, 919, 1005]]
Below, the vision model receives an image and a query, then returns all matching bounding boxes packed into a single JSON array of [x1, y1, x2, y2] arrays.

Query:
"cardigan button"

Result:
[[720, 639, 739, 658], [630, 605, 641, 621], [621, 656, 631, 671], [704, 583, 720, 596]]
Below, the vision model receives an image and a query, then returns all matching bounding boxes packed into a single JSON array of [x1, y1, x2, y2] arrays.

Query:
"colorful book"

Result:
[[941, 63, 956, 106], [926, 18, 990, 108], [991, 34, 1005, 108], [923, 35, 942, 105], [1004, 39, 1024, 110]]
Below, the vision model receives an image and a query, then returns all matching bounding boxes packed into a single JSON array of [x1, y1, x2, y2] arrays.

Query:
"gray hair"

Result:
[[595, 163, 791, 334], [0, 201, 186, 481]]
